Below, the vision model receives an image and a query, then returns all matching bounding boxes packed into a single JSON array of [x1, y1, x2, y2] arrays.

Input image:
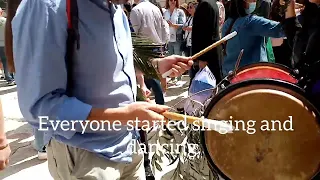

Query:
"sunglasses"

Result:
[[188, 6, 193, 9]]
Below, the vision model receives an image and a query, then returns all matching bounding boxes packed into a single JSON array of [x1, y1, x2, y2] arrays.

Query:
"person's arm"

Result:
[[282, 0, 301, 48], [0, 100, 5, 145], [182, 18, 192, 31], [135, 68, 151, 97], [14, 1, 172, 134], [247, 15, 285, 38], [0, 99, 11, 171], [4, 0, 21, 73], [170, 9, 186, 29], [12, 1, 168, 137], [130, 8, 141, 34], [12, 0, 95, 137]]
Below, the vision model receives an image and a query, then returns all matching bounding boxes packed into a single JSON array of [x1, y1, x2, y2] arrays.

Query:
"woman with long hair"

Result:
[[164, 0, 186, 56], [164, 0, 186, 83], [182, 1, 197, 57], [221, 0, 285, 76]]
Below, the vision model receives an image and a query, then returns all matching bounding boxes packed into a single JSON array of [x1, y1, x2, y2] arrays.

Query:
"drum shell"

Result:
[[230, 62, 298, 84]]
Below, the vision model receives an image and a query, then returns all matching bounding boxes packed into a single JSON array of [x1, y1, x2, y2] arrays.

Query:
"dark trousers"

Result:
[[0, 47, 14, 81], [138, 130, 150, 167], [144, 78, 164, 105], [140, 78, 163, 178]]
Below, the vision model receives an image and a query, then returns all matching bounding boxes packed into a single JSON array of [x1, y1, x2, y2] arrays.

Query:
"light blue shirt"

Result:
[[12, 0, 138, 163], [222, 15, 284, 76]]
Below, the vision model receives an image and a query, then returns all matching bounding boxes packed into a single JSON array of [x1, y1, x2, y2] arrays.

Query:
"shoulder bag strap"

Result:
[[66, 0, 80, 96]]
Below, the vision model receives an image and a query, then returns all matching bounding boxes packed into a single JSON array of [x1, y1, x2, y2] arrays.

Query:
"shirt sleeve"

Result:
[[247, 15, 285, 38], [12, 0, 92, 139], [130, 8, 141, 34]]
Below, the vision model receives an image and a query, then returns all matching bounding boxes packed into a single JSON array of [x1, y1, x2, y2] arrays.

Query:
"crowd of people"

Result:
[[0, 0, 319, 179]]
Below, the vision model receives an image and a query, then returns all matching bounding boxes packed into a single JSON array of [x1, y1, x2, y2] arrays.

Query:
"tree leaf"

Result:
[[154, 161, 163, 171]]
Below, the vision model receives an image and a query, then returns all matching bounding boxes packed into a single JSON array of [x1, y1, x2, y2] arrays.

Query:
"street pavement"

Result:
[[0, 76, 190, 180]]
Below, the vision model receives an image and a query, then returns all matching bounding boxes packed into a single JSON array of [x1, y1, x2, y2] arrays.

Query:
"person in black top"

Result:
[[282, 0, 320, 108], [192, 0, 223, 83], [269, 0, 292, 67]]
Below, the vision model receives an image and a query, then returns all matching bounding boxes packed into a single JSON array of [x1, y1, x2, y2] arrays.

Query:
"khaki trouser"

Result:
[[47, 139, 146, 180]]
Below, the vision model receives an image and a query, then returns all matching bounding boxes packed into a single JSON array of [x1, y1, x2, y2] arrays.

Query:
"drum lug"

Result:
[[293, 68, 299, 75]]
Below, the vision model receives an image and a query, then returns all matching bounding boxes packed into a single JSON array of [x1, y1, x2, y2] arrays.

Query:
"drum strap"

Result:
[[223, 18, 237, 56]]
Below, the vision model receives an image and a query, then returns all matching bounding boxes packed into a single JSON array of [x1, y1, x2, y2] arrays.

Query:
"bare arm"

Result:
[[285, 0, 296, 18], [5, 0, 22, 73], [282, 0, 300, 48], [0, 100, 6, 146], [135, 68, 146, 88], [0, 99, 11, 171]]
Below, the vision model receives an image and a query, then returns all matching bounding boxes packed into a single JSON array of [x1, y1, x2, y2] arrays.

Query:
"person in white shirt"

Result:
[[164, 0, 186, 83], [164, 0, 186, 56], [130, 0, 169, 44]]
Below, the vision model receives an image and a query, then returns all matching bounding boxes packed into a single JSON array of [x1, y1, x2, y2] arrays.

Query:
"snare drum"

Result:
[[201, 79, 320, 180]]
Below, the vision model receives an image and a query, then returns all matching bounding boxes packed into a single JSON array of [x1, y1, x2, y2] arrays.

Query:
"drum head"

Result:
[[201, 80, 320, 180]]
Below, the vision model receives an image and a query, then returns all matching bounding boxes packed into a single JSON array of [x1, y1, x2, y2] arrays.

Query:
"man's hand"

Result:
[[141, 86, 151, 98], [122, 102, 169, 123], [0, 138, 11, 171], [183, 26, 192, 31], [156, 55, 193, 77]]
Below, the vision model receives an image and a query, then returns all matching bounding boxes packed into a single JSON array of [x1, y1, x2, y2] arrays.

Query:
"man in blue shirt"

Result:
[[11, 0, 192, 179]]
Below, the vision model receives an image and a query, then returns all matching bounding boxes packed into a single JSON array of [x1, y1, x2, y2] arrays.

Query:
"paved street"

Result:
[[0, 76, 190, 180]]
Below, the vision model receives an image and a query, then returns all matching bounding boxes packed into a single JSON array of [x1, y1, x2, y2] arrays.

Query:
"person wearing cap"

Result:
[[180, 3, 189, 17]]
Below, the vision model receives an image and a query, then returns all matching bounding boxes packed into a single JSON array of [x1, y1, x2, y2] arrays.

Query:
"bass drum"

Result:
[[200, 79, 320, 180]]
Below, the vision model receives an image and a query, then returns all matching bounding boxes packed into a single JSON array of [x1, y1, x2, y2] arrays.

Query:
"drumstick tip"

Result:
[[162, 69, 173, 78], [223, 31, 237, 41], [202, 118, 234, 134]]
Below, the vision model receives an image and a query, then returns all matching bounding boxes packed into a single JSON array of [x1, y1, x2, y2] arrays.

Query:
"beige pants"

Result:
[[47, 139, 146, 180]]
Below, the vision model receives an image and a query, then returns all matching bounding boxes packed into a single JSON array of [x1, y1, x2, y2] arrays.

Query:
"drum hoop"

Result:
[[200, 79, 320, 180], [235, 62, 294, 74]]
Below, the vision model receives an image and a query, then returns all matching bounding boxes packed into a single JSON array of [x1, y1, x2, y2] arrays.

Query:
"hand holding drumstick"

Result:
[[161, 31, 238, 78]]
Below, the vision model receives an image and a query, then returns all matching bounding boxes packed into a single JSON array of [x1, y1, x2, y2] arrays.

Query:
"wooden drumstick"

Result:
[[161, 31, 238, 78], [162, 111, 234, 134]]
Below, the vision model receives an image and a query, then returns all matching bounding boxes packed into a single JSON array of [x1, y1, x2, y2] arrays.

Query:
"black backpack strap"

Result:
[[66, 0, 80, 96]]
